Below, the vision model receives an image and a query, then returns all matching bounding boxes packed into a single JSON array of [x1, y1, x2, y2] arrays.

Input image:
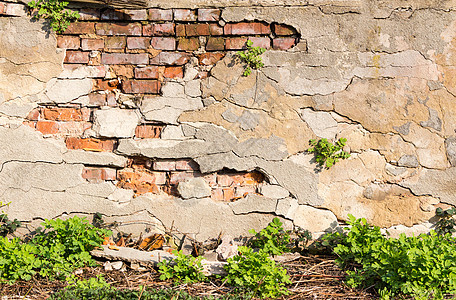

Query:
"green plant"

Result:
[[292, 226, 312, 252], [158, 250, 207, 284], [66, 274, 111, 290], [0, 237, 41, 283], [225, 246, 291, 299], [435, 207, 456, 236], [28, 0, 80, 33], [0, 214, 21, 237], [327, 214, 456, 299], [237, 39, 266, 76], [308, 138, 350, 169], [248, 217, 291, 255], [32, 216, 111, 279]]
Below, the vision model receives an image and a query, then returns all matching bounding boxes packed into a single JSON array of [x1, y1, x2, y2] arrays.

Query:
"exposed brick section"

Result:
[[57, 36, 80, 49], [42, 108, 83, 121], [224, 22, 271, 35], [173, 9, 197, 21], [175, 159, 199, 171], [206, 37, 225, 51], [177, 38, 200, 51], [198, 9, 221, 21], [153, 160, 176, 171], [127, 37, 151, 49], [235, 186, 256, 198], [185, 24, 210, 36], [88, 93, 107, 106], [81, 38, 104, 51], [272, 23, 296, 36], [64, 22, 95, 34], [148, 8, 172, 21], [198, 52, 225, 65], [164, 66, 184, 78], [26, 108, 40, 121], [96, 23, 142, 36], [36, 121, 59, 135], [66, 137, 116, 152], [104, 36, 127, 49], [225, 38, 248, 50], [149, 52, 191, 65], [273, 37, 296, 50], [101, 53, 149, 65], [93, 79, 121, 91], [117, 168, 165, 195], [135, 125, 162, 138], [149, 23, 175, 36], [122, 80, 160, 94], [111, 65, 134, 78], [209, 24, 224, 36], [249, 37, 271, 49], [175, 24, 185, 37], [124, 9, 148, 20], [64, 51, 90, 64], [82, 167, 117, 181], [135, 66, 159, 79], [150, 37, 176, 50]]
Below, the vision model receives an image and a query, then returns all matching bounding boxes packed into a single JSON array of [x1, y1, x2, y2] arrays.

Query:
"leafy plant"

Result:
[[326, 214, 456, 299], [225, 246, 291, 299], [0, 214, 21, 237], [435, 207, 456, 236], [0, 237, 41, 283], [308, 138, 350, 169], [292, 226, 312, 252], [248, 217, 291, 255], [158, 250, 207, 284], [65, 274, 111, 290], [28, 0, 80, 33], [237, 39, 266, 76]]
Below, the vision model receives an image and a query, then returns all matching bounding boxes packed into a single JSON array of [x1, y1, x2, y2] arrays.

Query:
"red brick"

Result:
[[148, 8, 172, 21], [101, 9, 124, 20], [135, 66, 159, 79], [26, 108, 40, 121], [36, 121, 59, 134], [217, 174, 234, 187], [122, 80, 160, 94], [235, 186, 256, 198], [135, 124, 162, 138], [209, 24, 224, 35], [88, 93, 107, 106], [150, 37, 175, 50], [81, 38, 104, 50], [124, 9, 148, 20], [0, 2, 5, 14], [206, 37, 224, 51], [175, 24, 185, 37], [169, 171, 197, 184], [127, 37, 151, 49], [153, 160, 176, 171], [150, 52, 191, 65], [82, 167, 117, 181], [64, 51, 89, 64], [177, 38, 199, 51], [272, 37, 296, 50], [96, 23, 142, 36], [57, 36, 80, 49], [42, 108, 82, 121], [224, 22, 271, 35], [104, 36, 127, 49], [225, 38, 248, 50], [173, 9, 196, 21], [4, 3, 26, 16], [79, 8, 100, 20], [197, 8, 221, 21], [175, 159, 199, 171], [211, 188, 224, 201], [93, 79, 121, 91], [65, 137, 116, 152], [272, 23, 296, 36], [117, 168, 166, 194], [198, 52, 225, 65], [223, 187, 236, 201], [249, 37, 271, 49], [63, 22, 95, 34], [164, 66, 184, 78], [185, 24, 209, 36], [110, 65, 134, 78], [152, 23, 175, 36], [101, 53, 149, 65]]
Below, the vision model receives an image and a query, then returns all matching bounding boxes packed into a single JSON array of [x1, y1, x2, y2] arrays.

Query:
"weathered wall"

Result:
[[1, 0, 456, 241]]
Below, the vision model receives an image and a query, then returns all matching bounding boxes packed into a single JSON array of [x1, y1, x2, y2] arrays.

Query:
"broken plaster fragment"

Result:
[[177, 178, 211, 199]]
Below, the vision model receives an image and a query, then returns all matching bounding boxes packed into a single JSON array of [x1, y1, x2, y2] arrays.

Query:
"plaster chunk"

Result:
[[234, 136, 288, 161], [300, 108, 338, 140], [93, 108, 140, 138], [229, 194, 278, 214], [0, 98, 37, 118], [67, 182, 117, 198], [63, 150, 128, 167], [292, 205, 338, 233], [275, 197, 299, 219], [259, 184, 290, 199], [185, 80, 202, 97], [108, 188, 135, 203], [44, 78, 93, 104], [177, 178, 212, 199], [160, 125, 186, 140], [162, 82, 185, 98]]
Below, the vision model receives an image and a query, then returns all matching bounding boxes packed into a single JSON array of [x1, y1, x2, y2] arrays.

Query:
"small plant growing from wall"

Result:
[[28, 0, 80, 33], [308, 138, 350, 169], [237, 40, 266, 76], [435, 207, 456, 236]]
